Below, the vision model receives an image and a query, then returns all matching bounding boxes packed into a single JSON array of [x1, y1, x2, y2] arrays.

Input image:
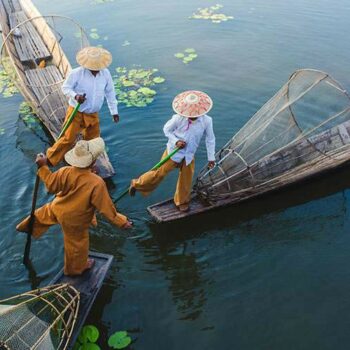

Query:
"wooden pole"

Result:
[[23, 100, 83, 266]]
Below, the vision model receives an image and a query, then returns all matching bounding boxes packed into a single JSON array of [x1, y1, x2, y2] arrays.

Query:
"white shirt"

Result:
[[164, 114, 216, 165], [62, 67, 118, 115]]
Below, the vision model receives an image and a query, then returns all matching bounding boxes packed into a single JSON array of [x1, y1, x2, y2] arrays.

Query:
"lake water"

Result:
[[1, 0, 350, 348]]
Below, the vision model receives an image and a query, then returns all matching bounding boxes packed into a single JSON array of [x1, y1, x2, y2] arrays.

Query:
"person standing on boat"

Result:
[[129, 91, 216, 212], [17, 138, 132, 276], [46, 46, 119, 166]]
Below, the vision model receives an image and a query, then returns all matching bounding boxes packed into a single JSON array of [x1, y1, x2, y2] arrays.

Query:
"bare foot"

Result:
[[85, 258, 95, 270]]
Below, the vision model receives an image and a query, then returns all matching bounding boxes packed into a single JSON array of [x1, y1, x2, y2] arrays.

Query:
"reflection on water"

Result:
[[1, 0, 350, 348]]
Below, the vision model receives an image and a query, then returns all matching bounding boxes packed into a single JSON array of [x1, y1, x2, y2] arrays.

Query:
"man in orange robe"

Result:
[[17, 137, 132, 276]]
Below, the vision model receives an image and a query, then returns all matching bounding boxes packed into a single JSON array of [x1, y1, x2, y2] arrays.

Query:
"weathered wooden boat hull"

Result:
[[0, 0, 115, 178], [49, 251, 113, 349], [148, 119, 350, 222]]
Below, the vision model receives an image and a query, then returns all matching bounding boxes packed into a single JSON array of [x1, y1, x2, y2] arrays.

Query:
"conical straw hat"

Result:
[[76, 46, 112, 70], [172, 90, 213, 118], [65, 137, 105, 168]]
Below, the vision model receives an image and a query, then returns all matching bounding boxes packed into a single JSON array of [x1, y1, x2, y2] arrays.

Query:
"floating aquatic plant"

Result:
[[73, 325, 100, 350], [114, 66, 166, 107], [74, 325, 132, 350], [0, 66, 18, 98], [174, 48, 198, 64], [108, 331, 131, 349], [0, 128, 5, 135], [89, 28, 100, 40], [190, 4, 234, 23], [19, 102, 41, 131]]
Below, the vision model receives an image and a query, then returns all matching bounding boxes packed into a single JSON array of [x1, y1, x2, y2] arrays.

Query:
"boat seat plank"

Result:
[[9, 11, 52, 63]]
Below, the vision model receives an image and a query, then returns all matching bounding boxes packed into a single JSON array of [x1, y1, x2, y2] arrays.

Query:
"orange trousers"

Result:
[[132, 150, 195, 206], [16, 203, 90, 276], [47, 106, 100, 166]]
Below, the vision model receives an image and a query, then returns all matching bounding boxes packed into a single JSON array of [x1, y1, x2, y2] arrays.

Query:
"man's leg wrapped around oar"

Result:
[[18, 138, 132, 276], [131, 150, 195, 211], [16, 204, 92, 275], [46, 106, 100, 166]]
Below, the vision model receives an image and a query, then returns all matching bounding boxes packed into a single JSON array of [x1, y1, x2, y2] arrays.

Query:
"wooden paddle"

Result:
[[23, 100, 83, 265]]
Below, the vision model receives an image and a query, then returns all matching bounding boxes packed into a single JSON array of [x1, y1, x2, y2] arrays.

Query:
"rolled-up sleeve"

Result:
[[62, 70, 78, 100], [91, 181, 127, 228], [104, 70, 119, 115], [205, 117, 216, 161]]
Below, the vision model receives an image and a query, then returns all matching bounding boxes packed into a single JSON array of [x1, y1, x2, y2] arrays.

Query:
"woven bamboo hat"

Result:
[[76, 46, 112, 70], [172, 90, 213, 118], [65, 137, 105, 168]]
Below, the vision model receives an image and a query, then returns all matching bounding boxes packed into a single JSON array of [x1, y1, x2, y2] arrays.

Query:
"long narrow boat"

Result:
[[50, 251, 113, 349], [0, 0, 115, 178], [148, 69, 350, 222]]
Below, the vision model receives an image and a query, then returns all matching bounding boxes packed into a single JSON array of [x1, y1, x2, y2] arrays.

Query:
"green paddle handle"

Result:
[[114, 147, 180, 203], [57, 98, 84, 140]]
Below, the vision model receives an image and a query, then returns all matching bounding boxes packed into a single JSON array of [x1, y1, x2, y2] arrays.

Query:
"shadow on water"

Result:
[[148, 161, 350, 243]]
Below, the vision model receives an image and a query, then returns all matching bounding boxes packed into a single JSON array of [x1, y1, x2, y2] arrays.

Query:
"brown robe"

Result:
[[17, 165, 127, 275]]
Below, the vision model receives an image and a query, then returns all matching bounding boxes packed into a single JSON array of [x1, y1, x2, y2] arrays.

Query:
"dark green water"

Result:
[[1, 0, 350, 348]]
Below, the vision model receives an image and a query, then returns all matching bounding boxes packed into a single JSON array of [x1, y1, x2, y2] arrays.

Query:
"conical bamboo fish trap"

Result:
[[147, 69, 350, 222], [0, 283, 80, 350], [195, 69, 350, 202]]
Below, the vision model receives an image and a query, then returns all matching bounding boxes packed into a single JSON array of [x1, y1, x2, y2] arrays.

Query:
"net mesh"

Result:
[[0, 284, 80, 350], [195, 69, 350, 201], [0, 14, 89, 137]]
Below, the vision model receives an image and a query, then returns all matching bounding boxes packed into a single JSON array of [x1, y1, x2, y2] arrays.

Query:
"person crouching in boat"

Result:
[[46, 46, 120, 167], [129, 90, 216, 212], [17, 137, 132, 276]]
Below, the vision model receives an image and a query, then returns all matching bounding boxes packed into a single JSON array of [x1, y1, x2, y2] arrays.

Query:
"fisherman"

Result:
[[17, 137, 132, 276], [46, 46, 119, 166], [129, 90, 216, 212]]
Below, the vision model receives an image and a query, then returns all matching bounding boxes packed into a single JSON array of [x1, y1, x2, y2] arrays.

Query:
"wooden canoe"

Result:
[[49, 251, 113, 350], [148, 117, 350, 222], [0, 0, 115, 178]]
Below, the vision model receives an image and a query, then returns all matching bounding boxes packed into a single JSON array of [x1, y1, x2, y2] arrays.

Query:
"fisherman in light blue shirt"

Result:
[[129, 91, 216, 212], [47, 46, 119, 166]]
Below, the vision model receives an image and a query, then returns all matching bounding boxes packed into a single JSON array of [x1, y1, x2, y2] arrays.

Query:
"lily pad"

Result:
[[90, 32, 100, 40], [174, 52, 185, 58], [153, 77, 165, 84], [78, 325, 99, 344], [108, 331, 132, 349], [138, 87, 156, 96], [189, 5, 234, 23], [0, 64, 18, 98], [113, 66, 165, 107], [174, 48, 198, 64]]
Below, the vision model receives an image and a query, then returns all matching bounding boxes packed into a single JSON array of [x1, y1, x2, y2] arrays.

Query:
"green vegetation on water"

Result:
[[74, 325, 132, 350], [174, 48, 198, 64], [190, 4, 234, 23], [0, 67, 18, 98], [113, 66, 166, 107]]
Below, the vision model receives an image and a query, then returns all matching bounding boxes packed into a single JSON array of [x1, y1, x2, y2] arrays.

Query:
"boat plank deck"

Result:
[[49, 251, 113, 350], [9, 11, 51, 63]]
